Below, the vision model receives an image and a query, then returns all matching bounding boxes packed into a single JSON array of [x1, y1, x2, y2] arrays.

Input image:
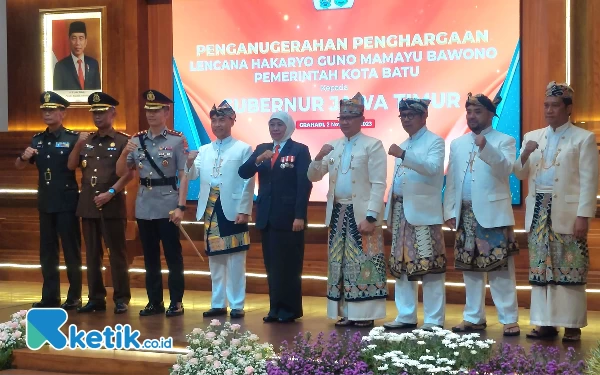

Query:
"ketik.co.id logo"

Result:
[[313, 0, 355, 11], [26, 308, 173, 350]]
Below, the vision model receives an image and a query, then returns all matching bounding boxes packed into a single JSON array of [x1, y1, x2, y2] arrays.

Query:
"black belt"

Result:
[[139, 177, 178, 189]]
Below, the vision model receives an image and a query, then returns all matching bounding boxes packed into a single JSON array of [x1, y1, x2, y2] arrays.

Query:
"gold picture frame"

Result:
[[40, 6, 107, 106]]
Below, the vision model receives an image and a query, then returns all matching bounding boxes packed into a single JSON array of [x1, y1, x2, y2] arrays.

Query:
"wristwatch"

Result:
[[366, 216, 377, 223], [177, 205, 187, 211], [108, 188, 116, 195]]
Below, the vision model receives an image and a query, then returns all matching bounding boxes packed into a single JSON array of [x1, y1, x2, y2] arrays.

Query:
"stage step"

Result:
[[2, 370, 93, 375], [11, 347, 177, 375]]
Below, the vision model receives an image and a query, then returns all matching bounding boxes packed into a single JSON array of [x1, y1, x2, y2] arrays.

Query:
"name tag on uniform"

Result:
[[159, 147, 172, 151], [56, 142, 70, 148]]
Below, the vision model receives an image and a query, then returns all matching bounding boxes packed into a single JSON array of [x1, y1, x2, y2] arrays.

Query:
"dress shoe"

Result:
[[263, 315, 278, 323], [203, 308, 227, 318], [114, 302, 128, 314], [230, 309, 245, 318], [383, 321, 417, 330], [166, 303, 184, 317], [77, 301, 106, 313], [61, 299, 82, 310], [32, 300, 60, 308], [278, 317, 296, 323], [139, 302, 165, 316]]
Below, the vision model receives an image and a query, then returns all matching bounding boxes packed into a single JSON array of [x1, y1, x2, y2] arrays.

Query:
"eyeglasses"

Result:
[[399, 113, 418, 121]]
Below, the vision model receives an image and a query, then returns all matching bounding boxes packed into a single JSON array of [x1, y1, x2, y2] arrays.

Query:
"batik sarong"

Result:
[[389, 196, 446, 281], [454, 201, 519, 272], [203, 187, 250, 256], [529, 193, 589, 285], [327, 203, 388, 302]]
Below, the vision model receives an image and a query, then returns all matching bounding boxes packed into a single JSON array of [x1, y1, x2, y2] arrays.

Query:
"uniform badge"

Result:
[[93, 93, 101, 103], [44, 92, 50, 103], [85, 144, 94, 150], [110, 142, 115, 147], [329, 157, 335, 165], [147, 91, 156, 101], [55, 142, 70, 148], [138, 161, 143, 169], [81, 160, 87, 168], [162, 159, 169, 167]]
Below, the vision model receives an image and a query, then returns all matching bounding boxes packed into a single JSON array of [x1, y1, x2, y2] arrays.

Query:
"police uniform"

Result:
[[126, 90, 188, 317], [76, 92, 131, 314], [26, 92, 82, 309]]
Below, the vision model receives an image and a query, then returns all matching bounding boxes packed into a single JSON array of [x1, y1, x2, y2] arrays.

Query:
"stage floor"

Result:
[[1, 281, 598, 358]]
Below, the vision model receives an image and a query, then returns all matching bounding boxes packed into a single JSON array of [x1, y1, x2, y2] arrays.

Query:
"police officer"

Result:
[[15, 92, 82, 309], [68, 92, 134, 314], [116, 89, 189, 317]]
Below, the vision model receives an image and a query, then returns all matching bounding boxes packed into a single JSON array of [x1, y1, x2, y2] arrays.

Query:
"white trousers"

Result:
[[530, 284, 587, 328], [394, 273, 445, 326], [208, 251, 247, 310], [462, 256, 519, 325]]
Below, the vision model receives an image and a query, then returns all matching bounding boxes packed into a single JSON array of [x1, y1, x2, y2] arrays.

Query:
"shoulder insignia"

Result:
[[116, 131, 130, 137], [64, 128, 79, 135], [166, 129, 183, 137], [33, 131, 44, 138], [134, 130, 147, 137]]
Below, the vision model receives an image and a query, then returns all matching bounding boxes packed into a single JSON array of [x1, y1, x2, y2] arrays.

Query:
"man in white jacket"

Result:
[[444, 93, 520, 336], [185, 101, 255, 319], [514, 82, 598, 342], [383, 98, 447, 331]]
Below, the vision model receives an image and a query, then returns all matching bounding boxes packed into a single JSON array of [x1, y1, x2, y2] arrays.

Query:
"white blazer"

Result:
[[384, 127, 445, 226], [513, 123, 598, 234], [307, 132, 387, 226], [186, 138, 255, 221], [443, 128, 516, 228]]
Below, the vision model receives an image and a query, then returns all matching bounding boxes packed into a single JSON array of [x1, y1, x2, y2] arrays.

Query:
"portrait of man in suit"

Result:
[[53, 21, 101, 91]]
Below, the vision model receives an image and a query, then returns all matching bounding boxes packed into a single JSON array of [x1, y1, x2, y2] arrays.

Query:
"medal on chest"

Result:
[[280, 155, 295, 169]]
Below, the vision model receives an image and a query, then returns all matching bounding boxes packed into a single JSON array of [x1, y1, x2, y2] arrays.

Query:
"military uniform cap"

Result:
[[209, 100, 236, 119], [88, 92, 119, 112], [143, 89, 173, 110], [40, 91, 70, 109], [69, 21, 87, 36]]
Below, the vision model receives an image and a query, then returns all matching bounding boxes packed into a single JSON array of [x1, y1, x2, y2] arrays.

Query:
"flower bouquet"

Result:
[[171, 320, 275, 375], [267, 330, 372, 375], [361, 326, 495, 375], [0, 310, 27, 369]]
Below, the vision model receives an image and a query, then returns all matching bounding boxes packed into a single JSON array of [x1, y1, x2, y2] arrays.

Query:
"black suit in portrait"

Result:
[[53, 55, 101, 90], [238, 139, 312, 321]]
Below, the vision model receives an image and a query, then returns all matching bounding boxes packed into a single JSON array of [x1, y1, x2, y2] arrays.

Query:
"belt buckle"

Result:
[[44, 168, 51, 182], [90, 176, 97, 187], [145, 177, 152, 190]]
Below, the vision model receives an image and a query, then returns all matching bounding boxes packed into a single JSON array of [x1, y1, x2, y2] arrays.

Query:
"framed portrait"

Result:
[[40, 7, 106, 105]]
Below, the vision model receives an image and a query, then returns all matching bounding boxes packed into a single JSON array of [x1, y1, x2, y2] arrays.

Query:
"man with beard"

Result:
[[308, 92, 388, 328], [186, 101, 255, 319], [67, 92, 133, 314], [514, 82, 598, 342], [444, 93, 520, 337]]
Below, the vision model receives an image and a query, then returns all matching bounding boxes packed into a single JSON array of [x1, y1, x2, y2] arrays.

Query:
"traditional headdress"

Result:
[[338, 92, 365, 118], [398, 98, 431, 114], [209, 100, 236, 119], [465, 92, 501, 117]]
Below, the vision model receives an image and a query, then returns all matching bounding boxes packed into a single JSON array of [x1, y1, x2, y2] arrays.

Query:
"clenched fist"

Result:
[[474, 134, 487, 149], [256, 149, 274, 164], [523, 140, 539, 156], [388, 144, 404, 158], [124, 140, 137, 155], [21, 147, 38, 161], [315, 144, 334, 161], [187, 150, 199, 162], [77, 132, 90, 144]]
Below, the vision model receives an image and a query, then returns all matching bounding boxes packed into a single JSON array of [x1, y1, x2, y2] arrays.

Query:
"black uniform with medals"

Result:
[[27, 92, 82, 309]]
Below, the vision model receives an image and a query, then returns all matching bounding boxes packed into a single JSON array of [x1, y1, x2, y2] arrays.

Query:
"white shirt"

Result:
[[535, 122, 571, 192], [461, 126, 493, 201], [210, 136, 234, 187], [71, 53, 86, 79], [392, 125, 427, 196]]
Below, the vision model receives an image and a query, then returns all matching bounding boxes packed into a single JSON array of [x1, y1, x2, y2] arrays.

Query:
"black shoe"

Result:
[[203, 308, 227, 317], [263, 315, 278, 323], [32, 300, 60, 308], [61, 299, 82, 310], [114, 302, 128, 314], [230, 309, 245, 318], [77, 301, 106, 313], [278, 317, 297, 323], [139, 302, 165, 316], [166, 303, 184, 317]]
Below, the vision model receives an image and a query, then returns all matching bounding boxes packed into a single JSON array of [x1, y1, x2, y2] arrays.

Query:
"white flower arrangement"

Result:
[[0, 310, 28, 369], [361, 326, 495, 375], [170, 320, 275, 375]]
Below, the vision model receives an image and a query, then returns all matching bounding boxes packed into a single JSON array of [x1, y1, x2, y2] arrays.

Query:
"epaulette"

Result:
[[64, 128, 79, 135], [116, 131, 130, 137], [32, 131, 44, 138], [166, 129, 183, 137], [133, 130, 147, 137]]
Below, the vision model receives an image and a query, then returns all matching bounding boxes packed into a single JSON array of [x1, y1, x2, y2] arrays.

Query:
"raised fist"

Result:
[[388, 144, 404, 158], [124, 141, 137, 155], [524, 140, 539, 155], [316, 144, 334, 161], [21, 147, 37, 161], [187, 150, 199, 162], [77, 132, 90, 144]]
